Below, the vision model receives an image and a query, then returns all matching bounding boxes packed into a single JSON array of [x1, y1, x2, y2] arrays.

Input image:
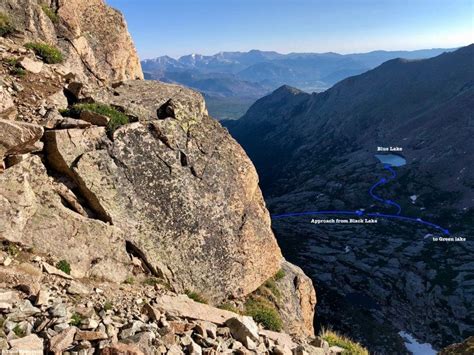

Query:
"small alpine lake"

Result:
[[375, 154, 407, 167]]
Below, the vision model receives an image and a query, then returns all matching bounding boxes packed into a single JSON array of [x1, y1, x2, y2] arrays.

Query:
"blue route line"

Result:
[[366, 212, 449, 235], [271, 163, 450, 235], [385, 164, 397, 179], [272, 210, 358, 219], [368, 164, 402, 215], [271, 210, 450, 235]]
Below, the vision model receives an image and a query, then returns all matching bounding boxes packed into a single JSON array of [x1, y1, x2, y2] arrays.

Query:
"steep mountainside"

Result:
[[226, 45, 474, 352], [0, 1, 327, 354], [228, 45, 474, 199]]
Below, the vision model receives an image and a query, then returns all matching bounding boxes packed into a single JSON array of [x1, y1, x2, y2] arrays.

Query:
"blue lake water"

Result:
[[375, 154, 407, 167]]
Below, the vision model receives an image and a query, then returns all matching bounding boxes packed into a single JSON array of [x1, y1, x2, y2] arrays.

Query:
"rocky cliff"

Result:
[[0, 0, 321, 353], [0, 0, 143, 84]]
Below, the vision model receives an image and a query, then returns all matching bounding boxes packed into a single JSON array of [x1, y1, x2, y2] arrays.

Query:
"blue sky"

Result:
[[106, 0, 473, 59]]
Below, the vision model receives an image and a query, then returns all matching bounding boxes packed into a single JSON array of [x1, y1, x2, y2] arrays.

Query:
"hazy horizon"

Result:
[[140, 46, 466, 61], [107, 0, 473, 59]]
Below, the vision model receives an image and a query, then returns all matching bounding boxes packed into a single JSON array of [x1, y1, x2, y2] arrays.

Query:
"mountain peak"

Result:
[[274, 85, 304, 95]]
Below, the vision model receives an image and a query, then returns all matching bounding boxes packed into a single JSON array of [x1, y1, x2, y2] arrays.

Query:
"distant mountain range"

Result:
[[224, 44, 474, 351], [142, 48, 455, 119]]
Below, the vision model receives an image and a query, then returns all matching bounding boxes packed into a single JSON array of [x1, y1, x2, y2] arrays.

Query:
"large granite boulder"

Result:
[[0, 119, 43, 160], [43, 80, 283, 301], [276, 261, 317, 337], [0, 0, 143, 83], [0, 86, 15, 118], [0, 155, 131, 282]]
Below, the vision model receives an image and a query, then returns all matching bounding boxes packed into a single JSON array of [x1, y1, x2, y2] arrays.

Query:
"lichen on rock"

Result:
[[0, 156, 131, 282], [47, 80, 284, 301], [0, 0, 143, 84]]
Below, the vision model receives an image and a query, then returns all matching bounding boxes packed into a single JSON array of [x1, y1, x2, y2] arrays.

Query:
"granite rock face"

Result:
[[0, 86, 15, 118], [0, 119, 43, 160], [0, 0, 143, 83], [44, 80, 283, 301], [276, 261, 317, 337], [0, 156, 131, 282]]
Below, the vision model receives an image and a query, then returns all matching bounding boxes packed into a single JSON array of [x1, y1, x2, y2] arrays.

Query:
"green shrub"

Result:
[[218, 303, 240, 314], [106, 111, 129, 134], [103, 301, 113, 311], [321, 329, 369, 354], [7, 243, 20, 257], [142, 277, 172, 291], [263, 279, 281, 298], [64, 103, 129, 134], [245, 298, 282, 332], [124, 276, 135, 284], [142, 277, 171, 289], [11, 67, 27, 77], [185, 290, 208, 304], [0, 12, 14, 37], [70, 313, 83, 326], [6, 58, 18, 66], [56, 259, 71, 274], [25, 42, 63, 64], [274, 268, 286, 280], [6, 58, 26, 77], [12, 324, 26, 337], [41, 4, 59, 23], [142, 277, 160, 286]]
